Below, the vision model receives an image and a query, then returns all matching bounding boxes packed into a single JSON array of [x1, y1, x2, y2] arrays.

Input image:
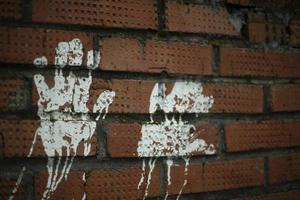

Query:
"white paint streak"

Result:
[[137, 159, 146, 190], [93, 90, 116, 120], [163, 158, 173, 200], [143, 158, 157, 200], [176, 157, 190, 200], [8, 166, 26, 200]]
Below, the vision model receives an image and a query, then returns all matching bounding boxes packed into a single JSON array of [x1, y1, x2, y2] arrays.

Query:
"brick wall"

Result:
[[0, 0, 300, 200]]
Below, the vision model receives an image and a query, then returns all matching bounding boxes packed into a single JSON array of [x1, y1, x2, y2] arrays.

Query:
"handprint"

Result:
[[10, 39, 115, 200]]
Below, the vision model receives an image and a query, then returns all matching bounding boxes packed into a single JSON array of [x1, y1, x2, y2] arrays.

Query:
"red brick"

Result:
[[0, 120, 97, 157], [32, 0, 157, 30], [107, 123, 218, 157], [100, 37, 213, 75], [0, 177, 26, 200], [237, 189, 300, 200], [203, 83, 263, 113], [0, 0, 22, 19], [167, 158, 264, 195], [0, 78, 28, 112], [290, 19, 300, 47], [247, 13, 288, 44], [86, 167, 160, 199], [0, 26, 93, 65], [225, 120, 300, 152], [220, 48, 300, 78], [165, 1, 238, 35], [35, 171, 85, 200], [269, 153, 300, 184], [271, 84, 300, 112], [32, 78, 263, 114]]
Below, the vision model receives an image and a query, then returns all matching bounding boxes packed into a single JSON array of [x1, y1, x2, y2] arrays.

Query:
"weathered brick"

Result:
[[32, 78, 263, 114], [86, 167, 160, 199], [225, 120, 300, 152], [269, 153, 300, 184], [237, 189, 300, 200], [0, 177, 26, 200], [290, 19, 300, 47], [107, 123, 218, 157], [271, 84, 300, 112], [0, 120, 97, 158], [0, 0, 22, 19], [247, 13, 288, 44], [100, 37, 213, 75], [167, 158, 264, 195], [0, 78, 29, 112], [0, 26, 93, 65], [32, 0, 157, 30], [165, 1, 238, 35], [220, 48, 300, 78], [35, 171, 85, 200]]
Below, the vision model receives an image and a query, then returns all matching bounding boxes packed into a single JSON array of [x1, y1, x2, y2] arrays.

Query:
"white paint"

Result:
[[137, 159, 146, 190], [149, 81, 214, 115], [93, 90, 116, 120], [137, 117, 216, 157], [55, 39, 83, 68], [82, 173, 87, 200], [176, 157, 190, 200], [138, 80, 215, 199], [87, 50, 100, 70], [142, 158, 157, 200], [8, 166, 26, 200], [33, 56, 48, 68], [9, 37, 116, 200]]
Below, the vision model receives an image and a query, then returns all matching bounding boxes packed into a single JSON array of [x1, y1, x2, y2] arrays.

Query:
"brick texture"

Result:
[[35, 171, 85, 200], [0, 177, 26, 200], [271, 85, 300, 112], [107, 123, 218, 157], [101, 37, 213, 75], [0, 0, 22, 19], [225, 120, 300, 152], [167, 158, 264, 195], [0, 78, 28, 112], [32, 78, 263, 114], [32, 0, 157, 30], [0, 26, 93, 65], [290, 19, 300, 47], [269, 153, 300, 184], [237, 189, 300, 200], [165, 1, 238, 35], [247, 13, 288, 44], [220, 48, 300, 77], [0, 120, 97, 157], [86, 167, 160, 199]]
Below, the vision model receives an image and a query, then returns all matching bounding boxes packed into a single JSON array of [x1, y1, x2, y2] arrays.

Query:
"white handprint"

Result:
[[9, 39, 115, 200]]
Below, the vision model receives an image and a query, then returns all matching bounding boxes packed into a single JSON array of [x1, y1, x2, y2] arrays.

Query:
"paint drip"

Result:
[[137, 80, 215, 200], [9, 38, 114, 200]]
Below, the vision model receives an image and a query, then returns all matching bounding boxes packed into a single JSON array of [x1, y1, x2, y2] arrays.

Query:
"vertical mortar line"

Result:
[[97, 120, 108, 159], [263, 84, 271, 114], [212, 45, 220, 77], [26, 171, 35, 200], [160, 158, 167, 198], [156, 0, 166, 31], [264, 156, 270, 190], [218, 123, 226, 158], [22, 0, 32, 22]]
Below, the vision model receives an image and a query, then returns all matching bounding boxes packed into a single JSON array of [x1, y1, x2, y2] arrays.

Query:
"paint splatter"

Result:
[[138, 80, 215, 200], [33, 56, 48, 68], [9, 39, 115, 200]]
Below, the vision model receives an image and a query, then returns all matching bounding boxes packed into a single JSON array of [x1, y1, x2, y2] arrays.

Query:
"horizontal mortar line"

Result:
[[1, 148, 300, 172], [0, 64, 299, 84], [177, 181, 300, 200], [0, 20, 251, 46], [1, 112, 300, 121]]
